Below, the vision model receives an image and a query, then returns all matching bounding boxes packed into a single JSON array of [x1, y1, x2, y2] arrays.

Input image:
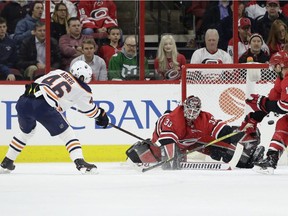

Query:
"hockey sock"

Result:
[[6, 129, 36, 161], [59, 127, 83, 161]]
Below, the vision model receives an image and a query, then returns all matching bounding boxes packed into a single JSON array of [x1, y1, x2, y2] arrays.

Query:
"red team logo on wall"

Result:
[[219, 87, 245, 123]]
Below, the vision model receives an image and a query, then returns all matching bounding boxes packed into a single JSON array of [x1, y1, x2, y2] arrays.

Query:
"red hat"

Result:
[[238, 18, 251, 28], [266, 0, 279, 5]]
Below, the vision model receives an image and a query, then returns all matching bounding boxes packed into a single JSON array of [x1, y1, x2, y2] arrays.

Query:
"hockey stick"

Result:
[[142, 131, 245, 173], [108, 123, 154, 145]]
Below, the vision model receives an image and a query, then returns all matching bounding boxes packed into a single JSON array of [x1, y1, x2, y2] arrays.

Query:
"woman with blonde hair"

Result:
[[51, 2, 70, 41], [154, 34, 186, 80], [267, 19, 288, 56]]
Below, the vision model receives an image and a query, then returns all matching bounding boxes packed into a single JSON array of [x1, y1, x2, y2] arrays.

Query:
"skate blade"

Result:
[[0, 167, 12, 174], [253, 165, 274, 175], [79, 167, 99, 175]]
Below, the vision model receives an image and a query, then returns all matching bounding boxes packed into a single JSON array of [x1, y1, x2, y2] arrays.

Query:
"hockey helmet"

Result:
[[70, 60, 92, 83], [183, 95, 201, 123], [270, 51, 288, 69]]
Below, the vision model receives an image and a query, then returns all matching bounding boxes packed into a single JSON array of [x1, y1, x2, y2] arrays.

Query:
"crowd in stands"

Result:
[[0, 0, 288, 81]]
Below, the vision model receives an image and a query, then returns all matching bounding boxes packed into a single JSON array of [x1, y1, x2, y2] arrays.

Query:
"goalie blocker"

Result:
[[126, 129, 264, 170]]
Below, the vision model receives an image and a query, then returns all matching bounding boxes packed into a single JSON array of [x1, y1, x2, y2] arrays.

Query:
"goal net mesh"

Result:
[[181, 64, 286, 165]]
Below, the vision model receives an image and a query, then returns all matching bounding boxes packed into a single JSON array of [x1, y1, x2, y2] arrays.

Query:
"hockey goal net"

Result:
[[181, 63, 287, 165]]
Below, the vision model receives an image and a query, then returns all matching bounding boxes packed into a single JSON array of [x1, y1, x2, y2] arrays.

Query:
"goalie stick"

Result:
[[132, 161, 232, 171], [142, 131, 245, 173], [108, 123, 244, 171]]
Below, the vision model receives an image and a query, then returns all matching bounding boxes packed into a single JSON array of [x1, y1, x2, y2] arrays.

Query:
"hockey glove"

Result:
[[246, 94, 268, 113], [239, 112, 258, 134], [95, 107, 109, 128]]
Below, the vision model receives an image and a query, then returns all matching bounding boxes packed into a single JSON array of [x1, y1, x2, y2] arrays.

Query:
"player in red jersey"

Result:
[[243, 50, 288, 174], [127, 95, 264, 170]]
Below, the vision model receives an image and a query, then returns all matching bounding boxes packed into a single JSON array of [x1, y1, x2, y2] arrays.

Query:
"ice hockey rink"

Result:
[[1, 162, 288, 216]]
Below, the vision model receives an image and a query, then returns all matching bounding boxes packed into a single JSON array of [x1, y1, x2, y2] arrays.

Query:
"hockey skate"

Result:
[[74, 159, 98, 174], [0, 157, 15, 174], [253, 150, 279, 175]]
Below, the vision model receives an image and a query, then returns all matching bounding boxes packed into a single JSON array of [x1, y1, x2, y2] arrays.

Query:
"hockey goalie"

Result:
[[126, 95, 264, 170]]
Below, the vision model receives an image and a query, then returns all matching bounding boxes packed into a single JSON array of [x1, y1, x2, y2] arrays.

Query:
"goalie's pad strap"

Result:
[[162, 143, 175, 160]]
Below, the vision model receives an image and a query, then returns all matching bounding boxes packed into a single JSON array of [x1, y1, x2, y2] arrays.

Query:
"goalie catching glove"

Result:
[[246, 94, 268, 113], [95, 107, 109, 128]]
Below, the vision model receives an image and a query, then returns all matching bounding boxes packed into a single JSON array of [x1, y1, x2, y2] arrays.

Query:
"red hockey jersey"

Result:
[[78, 0, 118, 30], [151, 106, 228, 150]]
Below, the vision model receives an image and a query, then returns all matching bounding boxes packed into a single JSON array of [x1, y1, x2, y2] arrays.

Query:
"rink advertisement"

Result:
[[0, 83, 276, 162]]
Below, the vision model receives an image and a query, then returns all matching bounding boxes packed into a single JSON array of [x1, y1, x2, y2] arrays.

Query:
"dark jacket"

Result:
[[17, 35, 61, 71], [13, 14, 39, 44], [239, 49, 270, 63], [0, 2, 30, 34], [256, 12, 288, 42], [0, 34, 18, 68]]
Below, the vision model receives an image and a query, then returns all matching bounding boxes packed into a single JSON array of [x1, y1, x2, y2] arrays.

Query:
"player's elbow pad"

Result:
[[266, 100, 287, 114]]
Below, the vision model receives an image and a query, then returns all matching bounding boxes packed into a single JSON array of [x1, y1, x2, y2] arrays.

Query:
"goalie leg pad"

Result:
[[236, 128, 262, 168], [161, 143, 185, 170], [126, 141, 160, 163]]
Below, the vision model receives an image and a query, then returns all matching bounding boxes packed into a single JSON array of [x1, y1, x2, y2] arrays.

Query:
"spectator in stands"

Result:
[[0, 17, 22, 81], [239, 33, 270, 63], [227, 17, 269, 60], [255, 0, 288, 42], [190, 29, 232, 64], [59, 17, 93, 71], [182, 1, 209, 36], [266, 19, 288, 56], [98, 26, 122, 69], [201, 0, 232, 35], [108, 35, 150, 80], [50, 0, 77, 18], [77, 0, 117, 38], [245, 1, 266, 21], [17, 21, 61, 80], [0, 1, 9, 13], [0, 0, 30, 35], [13, 1, 43, 45], [154, 34, 186, 80], [281, 2, 288, 18], [217, 1, 243, 50], [70, 38, 107, 81], [51, 2, 70, 42]]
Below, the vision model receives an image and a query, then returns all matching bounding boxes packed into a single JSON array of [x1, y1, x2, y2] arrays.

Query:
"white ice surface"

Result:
[[1, 162, 288, 216]]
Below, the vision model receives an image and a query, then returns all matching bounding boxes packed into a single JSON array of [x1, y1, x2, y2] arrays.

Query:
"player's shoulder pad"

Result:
[[76, 79, 92, 93]]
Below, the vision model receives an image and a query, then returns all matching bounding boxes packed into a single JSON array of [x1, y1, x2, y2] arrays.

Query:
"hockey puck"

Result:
[[268, 120, 274, 125]]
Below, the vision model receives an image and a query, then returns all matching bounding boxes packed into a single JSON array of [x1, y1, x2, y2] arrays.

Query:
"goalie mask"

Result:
[[183, 96, 201, 124], [70, 60, 92, 83], [269, 51, 288, 79]]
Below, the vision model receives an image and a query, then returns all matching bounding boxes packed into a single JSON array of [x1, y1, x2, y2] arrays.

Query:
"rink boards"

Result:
[[0, 83, 278, 162]]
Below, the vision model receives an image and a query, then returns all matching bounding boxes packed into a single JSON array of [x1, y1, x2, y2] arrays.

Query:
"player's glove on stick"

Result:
[[246, 94, 268, 113], [239, 112, 258, 134], [95, 107, 109, 128]]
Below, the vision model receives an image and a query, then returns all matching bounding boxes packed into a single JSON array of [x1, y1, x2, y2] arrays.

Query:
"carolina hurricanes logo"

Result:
[[90, 8, 108, 20], [179, 137, 202, 146], [219, 87, 246, 123]]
